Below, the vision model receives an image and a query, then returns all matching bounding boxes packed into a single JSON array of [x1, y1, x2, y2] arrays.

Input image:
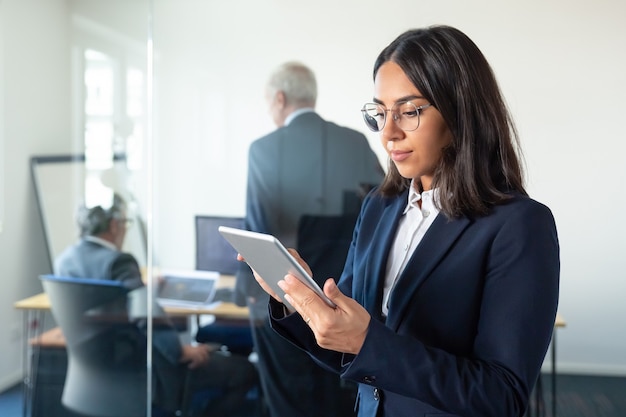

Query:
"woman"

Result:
[[252, 25, 560, 417]]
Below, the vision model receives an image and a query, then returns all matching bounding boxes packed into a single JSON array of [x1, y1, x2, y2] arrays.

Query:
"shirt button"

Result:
[[422, 210, 430, 217], [373, 388, 381, 401]]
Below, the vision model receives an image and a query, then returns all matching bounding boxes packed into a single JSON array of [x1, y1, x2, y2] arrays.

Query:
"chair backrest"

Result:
[[296, 213, 358, 286], [40, 275, 148, 417]]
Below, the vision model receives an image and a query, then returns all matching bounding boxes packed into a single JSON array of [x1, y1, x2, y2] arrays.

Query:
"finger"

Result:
[[279, 274, 330, 322], [286, 249, 313, 276]]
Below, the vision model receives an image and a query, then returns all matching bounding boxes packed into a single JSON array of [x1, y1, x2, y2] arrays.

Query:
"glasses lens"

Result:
[[361, 103, 385, 132], [119, 218, 133, 228], [395, 101, 420, 131]]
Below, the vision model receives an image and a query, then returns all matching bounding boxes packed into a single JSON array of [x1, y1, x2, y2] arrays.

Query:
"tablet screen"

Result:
[[218, 226, 336, 309]]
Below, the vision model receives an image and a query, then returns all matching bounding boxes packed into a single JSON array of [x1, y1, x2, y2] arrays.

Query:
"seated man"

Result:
[[54, 192, 257, 416]]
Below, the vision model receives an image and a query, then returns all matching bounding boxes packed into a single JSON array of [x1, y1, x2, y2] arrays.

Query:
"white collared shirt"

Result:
[[382, 182, 441, 316], [84, 235, 118, 251], [284, 107, 315, 126]]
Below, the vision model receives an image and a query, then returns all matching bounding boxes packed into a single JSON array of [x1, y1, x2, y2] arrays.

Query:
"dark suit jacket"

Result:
[[271, 189, 560, 417], [235, 111, 384, 316]]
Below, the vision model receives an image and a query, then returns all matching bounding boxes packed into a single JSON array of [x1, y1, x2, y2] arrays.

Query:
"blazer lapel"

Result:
[[361, 194, 406, 322], [385, 214, 471, 330]]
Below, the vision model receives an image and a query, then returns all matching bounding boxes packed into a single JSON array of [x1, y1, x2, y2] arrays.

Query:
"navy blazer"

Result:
[[271, 188, 560, 417]]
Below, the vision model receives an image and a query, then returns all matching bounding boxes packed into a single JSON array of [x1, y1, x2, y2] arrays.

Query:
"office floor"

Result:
[[530, 374, 626, 417], [0, 383, 261, 417], [2, 373, 626, 417]]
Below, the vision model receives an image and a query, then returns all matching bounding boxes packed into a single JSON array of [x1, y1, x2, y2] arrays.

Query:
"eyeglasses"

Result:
[[117, 218, 134, 228], [361, 101, 432, 132]]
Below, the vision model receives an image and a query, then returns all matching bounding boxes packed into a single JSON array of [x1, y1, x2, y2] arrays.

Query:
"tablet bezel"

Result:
[[218, 226, 336, 309]]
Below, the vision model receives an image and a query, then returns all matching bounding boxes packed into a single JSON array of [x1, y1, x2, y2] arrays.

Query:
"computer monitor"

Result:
[[195, 215, 244, 275]]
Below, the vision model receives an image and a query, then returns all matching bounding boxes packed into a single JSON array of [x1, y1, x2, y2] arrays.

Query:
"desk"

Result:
[[14, 292, 250, 320], [14, 275, 248, 417]]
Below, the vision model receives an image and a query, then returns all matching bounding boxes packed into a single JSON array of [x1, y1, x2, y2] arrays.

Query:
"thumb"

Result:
[[323, 278, 346, 306]]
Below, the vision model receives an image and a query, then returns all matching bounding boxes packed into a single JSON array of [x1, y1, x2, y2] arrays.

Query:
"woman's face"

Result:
[[374, 61, 452, 191]]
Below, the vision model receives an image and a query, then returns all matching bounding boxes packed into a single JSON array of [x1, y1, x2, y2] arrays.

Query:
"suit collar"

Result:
[[84, 235, 117, 251], [362, 191, 407, 322], [385, 213, 471, 330], [285, 108, 316, 125]]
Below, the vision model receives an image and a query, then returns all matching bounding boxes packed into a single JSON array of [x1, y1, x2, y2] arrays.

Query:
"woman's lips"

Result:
[[389, 150, 411, 162]]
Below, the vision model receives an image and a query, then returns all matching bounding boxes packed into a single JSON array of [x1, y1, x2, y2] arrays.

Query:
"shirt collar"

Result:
[[84, 235, 118, 251], [285, 108, 315, 126], [403, 180, 440, 215]]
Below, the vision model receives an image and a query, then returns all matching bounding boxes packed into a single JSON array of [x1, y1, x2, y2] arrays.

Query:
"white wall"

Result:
[[1, 0, 625, 393], [0, 0, 72, 390]]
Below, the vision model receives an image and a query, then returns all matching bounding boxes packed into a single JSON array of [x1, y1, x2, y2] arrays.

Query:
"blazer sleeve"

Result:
[[110, 253, 144, 289], [111, 254, 183, 365]]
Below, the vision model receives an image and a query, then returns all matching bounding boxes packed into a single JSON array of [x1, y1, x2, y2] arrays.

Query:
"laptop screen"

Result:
[[157, 269, 219, 306]]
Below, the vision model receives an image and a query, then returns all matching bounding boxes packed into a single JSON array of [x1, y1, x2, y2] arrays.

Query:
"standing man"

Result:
[[55, 193, 258, 416], [234, 62, 384, 417]]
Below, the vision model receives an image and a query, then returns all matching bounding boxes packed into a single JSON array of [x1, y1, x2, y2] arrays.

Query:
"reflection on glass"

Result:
[[80, 43, 147, 218], [125, 67, 145, 170]]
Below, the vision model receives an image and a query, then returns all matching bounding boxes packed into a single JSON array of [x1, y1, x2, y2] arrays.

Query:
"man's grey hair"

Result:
[[267, 61, 317, 107], [76, 192, 126, 237]]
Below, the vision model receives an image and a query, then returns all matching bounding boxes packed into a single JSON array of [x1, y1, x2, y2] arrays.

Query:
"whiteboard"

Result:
[[31, 154, 147, 271]]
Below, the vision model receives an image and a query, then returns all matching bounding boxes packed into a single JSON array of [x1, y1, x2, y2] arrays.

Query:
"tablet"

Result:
[[218, 226, 336, 310]]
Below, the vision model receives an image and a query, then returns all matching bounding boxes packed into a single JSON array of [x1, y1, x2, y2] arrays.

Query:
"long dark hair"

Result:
[[375, 25, 526, 218]]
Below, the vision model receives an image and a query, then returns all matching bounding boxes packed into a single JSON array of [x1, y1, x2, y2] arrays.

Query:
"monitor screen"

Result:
[[195, 215, 244, 275]]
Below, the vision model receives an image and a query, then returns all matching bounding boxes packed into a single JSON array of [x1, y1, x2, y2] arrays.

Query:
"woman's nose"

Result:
[[381, 115, 403, 142]]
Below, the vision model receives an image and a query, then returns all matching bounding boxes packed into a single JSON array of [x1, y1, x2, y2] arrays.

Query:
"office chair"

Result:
[[297, 186, 371, 286], [40, 275, 194, 417], [296, 213, 358, 286]]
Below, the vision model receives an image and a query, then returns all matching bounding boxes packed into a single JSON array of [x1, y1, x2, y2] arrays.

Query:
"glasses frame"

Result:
[[116, 217, 134, 228], [360, 101, 432, 132]]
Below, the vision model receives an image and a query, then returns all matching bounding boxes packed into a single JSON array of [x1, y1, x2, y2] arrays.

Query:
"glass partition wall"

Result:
[[36, 1, 156, 415], [32, 1, 387, 416], [49, 3, 260, 415]]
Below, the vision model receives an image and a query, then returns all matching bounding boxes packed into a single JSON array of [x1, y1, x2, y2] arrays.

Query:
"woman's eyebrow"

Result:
[[372, 95, 425, 105]]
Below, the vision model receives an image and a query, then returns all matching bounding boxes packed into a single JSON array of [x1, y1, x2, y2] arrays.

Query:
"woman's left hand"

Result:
[[277, 263, 371, 355]]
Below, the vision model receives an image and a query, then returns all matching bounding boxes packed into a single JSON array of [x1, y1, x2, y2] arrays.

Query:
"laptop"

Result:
[[156, 269, 220, 309]]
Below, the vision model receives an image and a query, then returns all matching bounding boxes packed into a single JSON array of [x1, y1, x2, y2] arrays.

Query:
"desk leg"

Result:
[[21, 311, 29, 417], [22, 309, 44, 417], [552, 329, 557, 417], [528, 374, 540, 417]]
